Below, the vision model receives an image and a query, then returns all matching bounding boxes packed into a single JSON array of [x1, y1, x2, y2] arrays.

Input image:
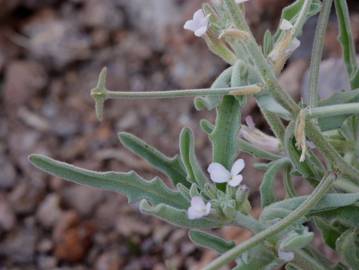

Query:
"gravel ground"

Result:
[[0, 1, 358, 269]]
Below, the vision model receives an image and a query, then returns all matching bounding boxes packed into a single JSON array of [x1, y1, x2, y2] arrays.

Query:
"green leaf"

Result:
[[334, 0, 358, 88], [139, 200, 223, 229], [314, 217, 346, 249], [29, 154, 188, 209], [194, 67, 232, 111], [316, 206, 359, 229], [200, 119, 215, 135], [317, 89, 359, 130], [336, 229, 359, 268], [284, 123, 323, 185], [238, 138, 282, 161], [260, 158, 291, 207], [256, 95, 291, 120], [280, 231, 314, 252], [233, 245, 280, 270], [179, 128, 208, 188], [260, 192, 359, 222], [210, 95, 242, 169], [281, 0, 321, 25], [118, 132, 189, 187], [263, 30, 274, 56], [189, 230, 235, 254]]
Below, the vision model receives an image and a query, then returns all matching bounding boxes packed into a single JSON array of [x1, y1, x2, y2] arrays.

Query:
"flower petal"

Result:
[[208, 163, 231, 183], [205, 202, 211, 215], [191, 196, 206, 210], [193, 9, 205, 21], [194, 26, 208, 37], [279, 19, 293, 31], [231, 159, 245, 176], [278, 250, 295, 262], [228, 175, 243, 187], [187, 206, 202, 220]]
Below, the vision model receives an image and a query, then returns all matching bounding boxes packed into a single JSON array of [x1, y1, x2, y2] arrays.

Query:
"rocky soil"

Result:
[[0, 0, 358, 269]]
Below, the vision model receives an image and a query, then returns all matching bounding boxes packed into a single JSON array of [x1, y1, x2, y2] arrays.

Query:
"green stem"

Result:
[[308, 0, 333, 107], [234, 212, 264, 233], [203, 173, 335, 270], [307, 102, 359, 118], [104, 85, 260, 99], [224, 0, 300, 115], [305, 120, 359, 182], [292, 249, 330, 270]]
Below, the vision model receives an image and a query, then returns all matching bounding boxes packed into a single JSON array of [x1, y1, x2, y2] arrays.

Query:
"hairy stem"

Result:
[[308, 0, 333, 107], [203, 173, 335, 270], [307, 102, 359, 118]]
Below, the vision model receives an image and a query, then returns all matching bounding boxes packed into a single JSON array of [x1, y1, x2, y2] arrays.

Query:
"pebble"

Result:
[[0, 194, 16, 231], [62, 185, 104, 216], [36, 193, 62, 228]]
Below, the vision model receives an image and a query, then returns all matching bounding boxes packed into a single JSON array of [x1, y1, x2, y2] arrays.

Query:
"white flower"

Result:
[[278, 250, 295, 262], [279, 19, 294, 31], [184, 9, 209, 37], [235, 0, 250, 4], [187, 196, 211, 220], [207, 159, 245, 187]]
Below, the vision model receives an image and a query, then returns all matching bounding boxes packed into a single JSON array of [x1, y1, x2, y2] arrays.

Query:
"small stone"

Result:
[[36, 193, 62, 228], [62, 185, 104, 216], [0, 194, 16, 231], [0, 223, 37, 263], [54, 222, 95, 263], [9, 182, 41, 214], [4, 60, 47, 108], [0, 156, 16, 189], [95, 250, 123, 270], [37, 255, 57, 269]]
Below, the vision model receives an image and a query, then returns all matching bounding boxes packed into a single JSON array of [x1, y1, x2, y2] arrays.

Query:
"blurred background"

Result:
[[0, 0, 359, 269]]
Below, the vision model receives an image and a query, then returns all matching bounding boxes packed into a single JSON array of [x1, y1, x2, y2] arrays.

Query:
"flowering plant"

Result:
[[30, 0, 359, 269]]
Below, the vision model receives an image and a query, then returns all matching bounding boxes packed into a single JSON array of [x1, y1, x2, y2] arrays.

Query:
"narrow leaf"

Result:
[[29, 154, 188, 209], [179, 128, 208, 188], [140, 200, 223, 229], [336, 229, 359, 268], [334, 0, 358, 86], [261, 193, 359, 222], [260, 158, 291, 207], [210, 95, 242, 169], [189, 230, 235, 254], [238, 138, 282, 161], [119, 132, 189, 187]]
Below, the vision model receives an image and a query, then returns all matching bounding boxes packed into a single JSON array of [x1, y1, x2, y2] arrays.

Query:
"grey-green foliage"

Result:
[[179, 128, 208, 188], [29, 154, 188, 209], [336, 229, 359, 269], [118, 132, 188, 187], [140, 200, 223, 229], [28, 0, 359, 269], [189, 230, 235, 253]]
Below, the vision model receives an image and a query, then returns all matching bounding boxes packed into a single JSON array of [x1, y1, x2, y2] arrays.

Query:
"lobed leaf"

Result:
[[336, 229, 359, 268], [140, 200, 223, 229], [260, 158, 291, 207], [261, 193, 359, 222], [179, 128, 209, 188], [189, 230, 235, 254], [118, 132, 189, 187], [29, 154, 188, 209]]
